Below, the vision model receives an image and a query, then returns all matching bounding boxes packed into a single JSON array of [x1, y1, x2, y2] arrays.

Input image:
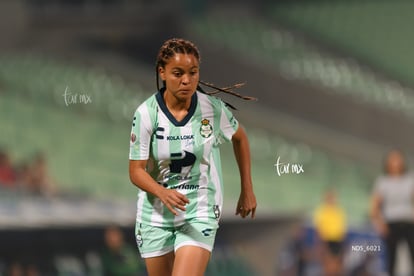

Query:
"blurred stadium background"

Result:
[[0, 0, 413, 275]]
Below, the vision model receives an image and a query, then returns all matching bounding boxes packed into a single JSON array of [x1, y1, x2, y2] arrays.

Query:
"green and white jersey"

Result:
[[129, 89, 239, 227]]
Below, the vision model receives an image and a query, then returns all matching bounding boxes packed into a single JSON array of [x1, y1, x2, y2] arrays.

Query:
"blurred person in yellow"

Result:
[[370, 149, 414, 276], [314, 189, 347, 276]]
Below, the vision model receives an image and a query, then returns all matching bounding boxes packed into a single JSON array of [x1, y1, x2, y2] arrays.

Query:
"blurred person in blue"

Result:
[[277, 223, 311, 276], [370, 149, 414, 276]]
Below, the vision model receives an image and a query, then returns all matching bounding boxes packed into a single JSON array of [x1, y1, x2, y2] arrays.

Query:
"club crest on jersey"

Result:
[[200, 119, 213, 138]]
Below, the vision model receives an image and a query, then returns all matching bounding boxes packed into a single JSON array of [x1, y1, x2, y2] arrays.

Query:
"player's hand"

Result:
[[375, 222, 389, 238], [158, 188, 190, 216], [236, 189, 257, 219]]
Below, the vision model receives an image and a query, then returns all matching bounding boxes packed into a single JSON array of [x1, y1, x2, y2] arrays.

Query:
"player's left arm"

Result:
[[232, 125, 257, 219]]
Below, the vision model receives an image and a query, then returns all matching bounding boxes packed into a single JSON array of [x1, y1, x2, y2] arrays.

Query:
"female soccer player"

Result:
[[129, 38, 257, 276]]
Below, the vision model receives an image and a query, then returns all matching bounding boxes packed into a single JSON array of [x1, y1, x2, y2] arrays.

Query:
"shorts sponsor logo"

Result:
[[201, 228, 213, 237]]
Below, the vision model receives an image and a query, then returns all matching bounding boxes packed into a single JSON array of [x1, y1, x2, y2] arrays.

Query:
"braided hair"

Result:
[[155, 38, 256, 109]]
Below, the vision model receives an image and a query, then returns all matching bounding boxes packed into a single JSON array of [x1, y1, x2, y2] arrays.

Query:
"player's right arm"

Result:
[[129, 101, 189, 216], [129, 160, 189, 216]]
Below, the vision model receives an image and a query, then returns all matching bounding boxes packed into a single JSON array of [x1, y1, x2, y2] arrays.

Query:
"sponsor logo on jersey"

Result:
[[168, 175, 193, 181], [169, 183, 200, 190], [230, 116, 237, 128], [167, 135, 194, 141], [155, 127, 165, 140], [213, 205, 221, 220], [154, 127, 195, 141], [200, 119, 213, 138], [131, 133, 137, 143]]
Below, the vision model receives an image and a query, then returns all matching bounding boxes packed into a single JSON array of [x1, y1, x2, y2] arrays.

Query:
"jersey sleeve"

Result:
[[218, 100, 239, 142], [129, 103, 154, 160]]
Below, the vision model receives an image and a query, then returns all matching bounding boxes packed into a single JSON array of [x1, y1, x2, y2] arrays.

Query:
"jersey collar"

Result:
[[156, 88, 198, 127]]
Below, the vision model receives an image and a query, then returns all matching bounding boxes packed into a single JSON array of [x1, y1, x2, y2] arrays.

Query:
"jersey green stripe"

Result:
[[210, 97, 223, 219], [140, 96, 158, 224], [187, 108, 204, 221]]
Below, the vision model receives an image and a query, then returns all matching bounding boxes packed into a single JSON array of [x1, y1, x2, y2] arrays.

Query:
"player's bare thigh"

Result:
[[145, 251, 175, 276], [172, 245, 211, 276]]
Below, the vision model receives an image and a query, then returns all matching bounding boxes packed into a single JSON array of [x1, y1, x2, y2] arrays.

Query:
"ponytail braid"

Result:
[[155, 38, 257, 109]]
